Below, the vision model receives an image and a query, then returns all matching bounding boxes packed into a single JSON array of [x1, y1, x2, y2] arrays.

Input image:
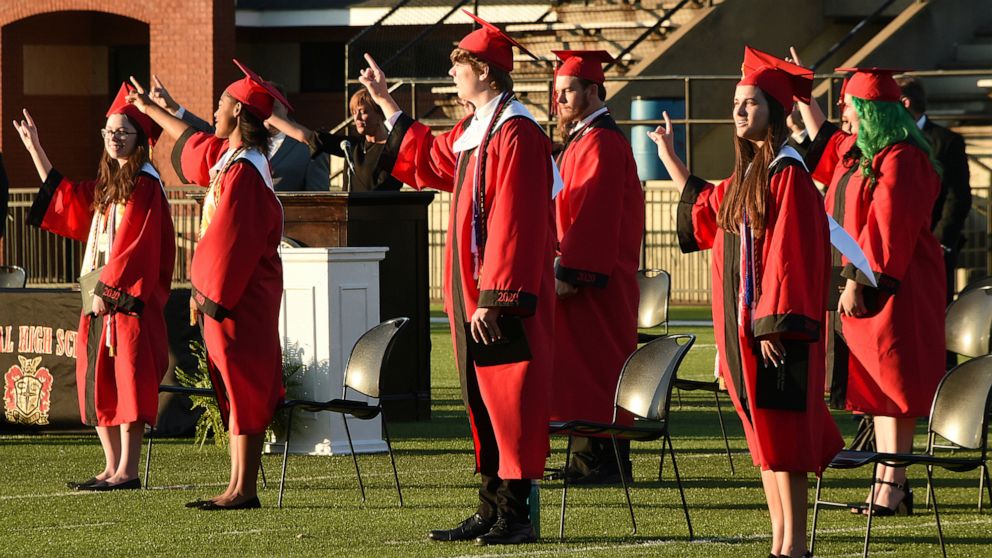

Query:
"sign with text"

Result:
[[0, 289, 82, 430]]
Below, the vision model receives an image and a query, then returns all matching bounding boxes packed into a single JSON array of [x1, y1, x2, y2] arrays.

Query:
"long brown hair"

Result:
[[717, 92, 788, 235], [94, 116, 150, 212]]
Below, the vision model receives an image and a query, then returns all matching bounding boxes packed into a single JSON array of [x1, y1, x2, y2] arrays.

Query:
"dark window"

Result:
[[300, 41, 345, 92], [108, 45, 149, 92]]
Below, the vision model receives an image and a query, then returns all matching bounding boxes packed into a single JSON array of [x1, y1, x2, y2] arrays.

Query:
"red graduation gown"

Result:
[[807, 122, 945, 418], [551, 113, 644, 424], [174, 131, 285, 436], [388, 110, 556, 480], [27, 168, 175, 427], [677, 160, 843, 474]]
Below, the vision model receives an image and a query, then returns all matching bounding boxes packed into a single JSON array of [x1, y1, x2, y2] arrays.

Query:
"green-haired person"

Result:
[[794, 51, 945, 518]]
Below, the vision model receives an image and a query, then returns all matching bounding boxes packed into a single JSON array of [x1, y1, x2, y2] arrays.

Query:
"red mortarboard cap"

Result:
[[552, 50, 614, 84], [737, 46, 813, 110], [834, 67, 909, 102], [838, 74, 851, 101], [457, 9, 536, 72], [107, 82, 162, 146], [224, 59, 294, 120]]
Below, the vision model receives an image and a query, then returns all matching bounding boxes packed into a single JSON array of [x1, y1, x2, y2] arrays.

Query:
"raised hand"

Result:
[[126, 76, 154, 114], [786, 46, 807, 69], [12, 109, 41, 153], [357, 53, 401, 119], [645, 110, 689, 188], [12, 108, 53, 179], [358, 53, 390, 103], [646, 110, 677, 160], [148, 74, 180, 113]]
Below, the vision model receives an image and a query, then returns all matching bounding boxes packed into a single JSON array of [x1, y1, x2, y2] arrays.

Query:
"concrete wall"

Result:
[[834, 0, 992, 69], [609, 0, 830, 178]]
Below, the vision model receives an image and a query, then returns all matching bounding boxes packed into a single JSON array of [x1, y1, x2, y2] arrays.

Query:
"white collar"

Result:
[[268, 131, 286, 158], [210, 146, 275, 192], [769, 143, 809, 172], [452, 95, 535, 154], [916, 114, 927, 130], [571, 106, 609, 136], [472, 94, 503, 123], [450, 94, 565, 199], [140, 162, 161, 182], [790, 129, 809, 143]]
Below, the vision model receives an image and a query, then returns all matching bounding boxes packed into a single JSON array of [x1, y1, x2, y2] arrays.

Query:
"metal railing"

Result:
[[4, 186, 202, 288], [5, 70, 990, 303]]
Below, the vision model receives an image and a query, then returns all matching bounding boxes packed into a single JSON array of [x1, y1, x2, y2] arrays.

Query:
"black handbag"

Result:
[[464, 315, 532, 367], [755, 340, 809, 411], [78, 265, 105, 315]]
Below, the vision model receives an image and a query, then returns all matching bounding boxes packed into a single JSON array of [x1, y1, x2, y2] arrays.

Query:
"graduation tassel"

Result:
[[106, 314, 117, 358]]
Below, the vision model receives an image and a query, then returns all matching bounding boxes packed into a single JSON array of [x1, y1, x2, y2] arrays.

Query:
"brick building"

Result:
[[0, 1, 235, 188], [0, 0, 504, 191]]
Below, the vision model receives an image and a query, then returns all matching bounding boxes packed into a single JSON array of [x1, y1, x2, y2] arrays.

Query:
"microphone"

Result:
[[340, 140, 357, 176]]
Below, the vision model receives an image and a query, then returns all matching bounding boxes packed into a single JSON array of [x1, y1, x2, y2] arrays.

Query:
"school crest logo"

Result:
[[4, 356, 54, 425]]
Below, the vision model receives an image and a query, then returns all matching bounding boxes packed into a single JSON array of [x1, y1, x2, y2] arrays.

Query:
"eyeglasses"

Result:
[[100, 128, 137, 140]]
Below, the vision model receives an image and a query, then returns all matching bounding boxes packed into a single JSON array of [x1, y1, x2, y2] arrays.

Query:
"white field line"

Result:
[[3, 449, 756, 501], [429, 317, 717, 327], [7, 521, 117, 531], [447, 517, 992, 558]]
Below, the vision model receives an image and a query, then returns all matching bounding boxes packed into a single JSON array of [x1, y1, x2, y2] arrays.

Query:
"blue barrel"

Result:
[[631, 97, 686, 181]]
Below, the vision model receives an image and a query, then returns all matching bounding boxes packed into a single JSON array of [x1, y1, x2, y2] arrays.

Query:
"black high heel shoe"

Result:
[[865, 478, 913, 517]]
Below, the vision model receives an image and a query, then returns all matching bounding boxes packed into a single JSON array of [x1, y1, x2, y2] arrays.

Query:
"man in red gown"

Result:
[[358, 11, 557, 545], [549, 50, 644, 485]]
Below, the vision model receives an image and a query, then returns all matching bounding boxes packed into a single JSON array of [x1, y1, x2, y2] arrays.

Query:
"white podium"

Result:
[[267, 246, 389, 456]]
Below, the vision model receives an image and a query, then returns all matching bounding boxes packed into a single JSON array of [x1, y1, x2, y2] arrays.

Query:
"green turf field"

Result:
[[2, 308, 989, 557]]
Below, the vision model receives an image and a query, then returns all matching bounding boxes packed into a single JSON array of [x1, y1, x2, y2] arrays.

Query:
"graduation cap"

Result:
[[834, 67, 909, 102], [457, 9, 537, 72], [107, 82, 162, 146], [552, 50, 614, 84], [737, 46, 813, 110], [224, 59, 294, 120]]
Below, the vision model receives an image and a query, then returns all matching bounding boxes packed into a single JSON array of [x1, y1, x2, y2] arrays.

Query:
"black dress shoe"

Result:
[[428, 513, 495, 542], [474, 516, 537, 546], [67, 477, 101, 490], [79, 478, 141, 492], [543, 466, 582, 482], [199, 496, 261, 511]]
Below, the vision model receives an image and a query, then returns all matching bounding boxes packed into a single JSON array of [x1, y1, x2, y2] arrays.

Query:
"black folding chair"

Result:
[[636, 269, 735, 476], [0, 265, 27, 288], [810, 354, 992, 558], [277, 317, 408, 508], [143, 384, 267, 489], [932, 285, 992, 509], [945, 285, 992, 359], [549, 334, 696, 540], [636, 269, 670, 342]]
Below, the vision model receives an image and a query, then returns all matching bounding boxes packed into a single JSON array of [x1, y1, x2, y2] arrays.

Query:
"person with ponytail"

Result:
[[795, 55, 945, 518], [16, 84, 175, 492], [648, 46, 843, 558], [128, 60, 286, 510]]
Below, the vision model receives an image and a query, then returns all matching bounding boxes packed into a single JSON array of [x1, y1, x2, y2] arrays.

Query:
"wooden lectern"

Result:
[[277, 191, 434, 421]]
